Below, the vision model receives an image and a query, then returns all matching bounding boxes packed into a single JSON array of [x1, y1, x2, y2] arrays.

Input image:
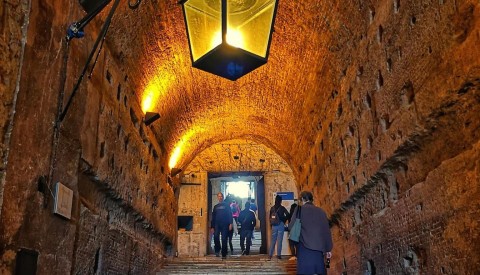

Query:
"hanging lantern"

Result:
[[181, 0, 279, 80]]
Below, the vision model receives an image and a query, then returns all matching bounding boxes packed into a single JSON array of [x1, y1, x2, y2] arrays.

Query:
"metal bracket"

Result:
[[59, 0, 120, 122], [66, 0, 112, 41]]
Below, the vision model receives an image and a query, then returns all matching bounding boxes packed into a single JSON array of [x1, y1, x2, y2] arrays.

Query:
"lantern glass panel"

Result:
[[183, 0, 222, 61], [227, 0, 276, 58]]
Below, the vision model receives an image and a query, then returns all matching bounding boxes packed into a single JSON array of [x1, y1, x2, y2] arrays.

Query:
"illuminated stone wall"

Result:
[[177, 172, 208, 257]]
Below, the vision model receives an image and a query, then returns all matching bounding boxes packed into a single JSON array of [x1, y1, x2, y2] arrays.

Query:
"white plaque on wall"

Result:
[[53, 182, 73, 219]]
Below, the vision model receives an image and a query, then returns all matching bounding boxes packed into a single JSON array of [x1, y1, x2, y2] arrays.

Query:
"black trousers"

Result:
[[240, 229, 253, 254], [214, 224, 230, 257], [289, 239, 297, 256]]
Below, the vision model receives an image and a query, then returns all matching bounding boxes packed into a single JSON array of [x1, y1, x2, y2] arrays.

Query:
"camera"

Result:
[[325, 258, 331, 268]]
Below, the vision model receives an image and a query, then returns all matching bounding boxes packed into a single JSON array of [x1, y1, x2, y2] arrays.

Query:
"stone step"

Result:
[[157, 271, 295, 275], [158, 255, 297, 275], [157, 271, 294, 275], [160, 230, 297, 275]]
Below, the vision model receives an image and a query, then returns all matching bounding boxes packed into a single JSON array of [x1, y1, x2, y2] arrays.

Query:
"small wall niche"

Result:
[[15, 248, 39, 275], [178, 216, 193, 231]]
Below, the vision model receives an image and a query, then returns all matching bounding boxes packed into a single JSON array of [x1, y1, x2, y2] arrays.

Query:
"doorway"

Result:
[[207, 173, 266, 255]]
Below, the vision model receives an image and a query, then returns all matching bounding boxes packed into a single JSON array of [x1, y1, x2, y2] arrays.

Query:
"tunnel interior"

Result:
[[0, 0, 480, 274]]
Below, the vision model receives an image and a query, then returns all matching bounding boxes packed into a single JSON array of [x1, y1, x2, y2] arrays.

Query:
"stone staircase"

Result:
[[158, 231, 297, 274], [157, 255, 297, 275]]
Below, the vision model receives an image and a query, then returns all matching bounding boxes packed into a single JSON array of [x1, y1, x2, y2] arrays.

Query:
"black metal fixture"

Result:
[[144, 112, 160, 126], [171, 168, 182, 177], [67, 0, 112, 41], [60, 0, 141, 122], [180, 0, 279, 80]]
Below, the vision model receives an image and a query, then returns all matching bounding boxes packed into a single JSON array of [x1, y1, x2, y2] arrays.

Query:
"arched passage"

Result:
[[1, 0, 480, 273], [176, 139, 297, 257]]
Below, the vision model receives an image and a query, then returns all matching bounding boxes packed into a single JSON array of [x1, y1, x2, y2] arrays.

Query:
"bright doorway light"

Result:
[[226, 181, 253, 199]]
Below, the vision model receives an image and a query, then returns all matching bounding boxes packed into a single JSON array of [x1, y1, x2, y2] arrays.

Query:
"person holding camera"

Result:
[[288, 191, 333, 274]]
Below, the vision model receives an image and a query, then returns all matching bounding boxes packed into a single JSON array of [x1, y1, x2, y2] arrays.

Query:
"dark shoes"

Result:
[[277, 256, 282, 260], [215, 253, 220, 257]]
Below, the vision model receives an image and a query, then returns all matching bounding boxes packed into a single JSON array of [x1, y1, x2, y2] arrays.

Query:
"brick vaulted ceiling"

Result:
[[103, 0, 343, 174], [185, 139, 293, 173], [102, 0, 479, 176]]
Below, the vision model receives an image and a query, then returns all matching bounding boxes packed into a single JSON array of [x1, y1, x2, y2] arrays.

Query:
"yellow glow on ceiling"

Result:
[[141, 69, 173, 113], [169, 126, 206, 169]]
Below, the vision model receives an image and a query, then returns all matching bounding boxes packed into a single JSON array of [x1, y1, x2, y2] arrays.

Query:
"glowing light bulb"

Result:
[[226, 29, 244, 48], [211, 28, 244, 49], [142, 93, 153, 113]]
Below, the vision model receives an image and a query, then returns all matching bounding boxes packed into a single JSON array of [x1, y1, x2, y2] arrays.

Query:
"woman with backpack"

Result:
[[269, 195, 289, 260]]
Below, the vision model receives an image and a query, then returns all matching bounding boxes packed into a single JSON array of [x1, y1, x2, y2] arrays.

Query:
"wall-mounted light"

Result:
[[181, 0, 279, 80], [171, 168, 182, 177], [144, 112, 160, 126]]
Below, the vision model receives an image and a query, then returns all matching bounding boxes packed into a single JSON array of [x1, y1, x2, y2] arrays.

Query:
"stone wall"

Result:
[[296, 0, 480, 273], [177, 171, 208, 257], [0, 0, 29, 214], [0, 0, 177, 274]]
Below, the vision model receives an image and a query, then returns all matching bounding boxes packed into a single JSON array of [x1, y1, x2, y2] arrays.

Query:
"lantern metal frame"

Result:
[[180, 0, 279, 80]]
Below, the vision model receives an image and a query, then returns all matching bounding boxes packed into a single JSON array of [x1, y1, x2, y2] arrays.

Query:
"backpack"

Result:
[[269, 207, 280, 226], [230, 203, 237, 214]]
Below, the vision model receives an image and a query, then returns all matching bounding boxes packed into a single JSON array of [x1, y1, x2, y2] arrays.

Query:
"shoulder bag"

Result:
[[288, 206, 301, 242]]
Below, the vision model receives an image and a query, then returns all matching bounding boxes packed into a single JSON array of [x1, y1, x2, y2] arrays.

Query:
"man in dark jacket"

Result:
[[238, 201, 257, 255], [288, 191, 333, 274], [211, 192, 233, 259]]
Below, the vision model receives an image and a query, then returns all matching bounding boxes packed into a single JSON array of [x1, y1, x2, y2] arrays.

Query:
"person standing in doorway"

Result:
[[269, 195, 289, 260], [238, 201, 256, 255], [227, 200, 240, 254], [287, 198, 299, 261], [289, 191, 333, 274], [211, 192, 233, 259], [230, 200, 240, 235]]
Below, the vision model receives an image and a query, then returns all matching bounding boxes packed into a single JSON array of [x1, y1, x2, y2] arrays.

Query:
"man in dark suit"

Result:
[[211, 192, 233, 259]]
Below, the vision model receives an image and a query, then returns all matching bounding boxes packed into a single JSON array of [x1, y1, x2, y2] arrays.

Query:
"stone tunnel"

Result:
[[1, 0, 480, 274]]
